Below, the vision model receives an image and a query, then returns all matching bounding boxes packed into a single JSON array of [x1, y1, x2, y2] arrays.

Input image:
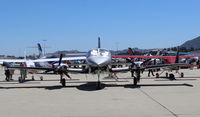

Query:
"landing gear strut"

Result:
[[61, 78, 66, 87], [60, 74, 66, 87], [97, 70, 101, 89], [133, 69, 140, 86], [19, 69, 27, 83]]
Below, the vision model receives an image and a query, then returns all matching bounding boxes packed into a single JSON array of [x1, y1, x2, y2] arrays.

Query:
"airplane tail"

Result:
[[128, 48, 134, 55], [98, 37, 101, 48], [175, 46, 180, 63], [156, 50, 161, 56], [37, 43, 43, 58]]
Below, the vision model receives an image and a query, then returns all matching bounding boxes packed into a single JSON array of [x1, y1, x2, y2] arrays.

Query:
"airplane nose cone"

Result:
[[93, 59, 107, 66], [87, 57, 110, 67]]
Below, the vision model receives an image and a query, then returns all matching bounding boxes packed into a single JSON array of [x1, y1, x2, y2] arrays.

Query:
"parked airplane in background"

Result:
[[0, 43, 86, 67], [113, 47, 200, 78]]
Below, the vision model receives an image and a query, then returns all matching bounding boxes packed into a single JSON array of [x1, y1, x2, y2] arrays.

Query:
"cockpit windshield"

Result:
[[88, 49, 110, 57]]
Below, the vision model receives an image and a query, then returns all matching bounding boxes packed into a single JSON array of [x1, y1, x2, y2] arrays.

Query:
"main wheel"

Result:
[[169, 74, 175, 80], [180, 72, 184, 78], [61, 78, 66, 87], [40, 76, 43, 81], [134, 77, 137, 85], [156, 73, 159, 78], [18, 77, 23, 83], [166, 73, 168, 78], [32, 76, 35, 81]]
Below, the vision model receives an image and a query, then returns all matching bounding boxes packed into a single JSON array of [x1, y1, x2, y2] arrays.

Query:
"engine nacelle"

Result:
[[52, 63, 68, 71], [188, 57, 199, 64]]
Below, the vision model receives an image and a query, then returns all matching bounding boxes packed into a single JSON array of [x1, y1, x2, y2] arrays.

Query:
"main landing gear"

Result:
[[132, 69, 140, 86], [155, 70, 184, 80], [60, 74, 66, 87], [18, 69, 27, 83]]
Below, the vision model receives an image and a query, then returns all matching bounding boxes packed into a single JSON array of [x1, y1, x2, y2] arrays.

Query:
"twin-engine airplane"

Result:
[[2, 37, 198, 88]]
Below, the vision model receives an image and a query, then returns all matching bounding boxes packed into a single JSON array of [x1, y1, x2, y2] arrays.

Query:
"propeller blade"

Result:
[[63, 71, 71, 78], [45, 70, 53, 73], [59, 54, 63, 66], [141, 58, 151, 66]]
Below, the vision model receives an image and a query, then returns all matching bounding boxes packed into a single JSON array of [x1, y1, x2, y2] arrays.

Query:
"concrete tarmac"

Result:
[[0, 68, 200, 117]]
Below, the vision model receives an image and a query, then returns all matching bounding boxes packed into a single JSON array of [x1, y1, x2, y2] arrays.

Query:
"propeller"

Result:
[[45, 54, 71, 78], [57, 54, 71, 78]]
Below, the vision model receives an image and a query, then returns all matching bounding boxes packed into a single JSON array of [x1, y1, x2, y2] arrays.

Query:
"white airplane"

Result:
[[0, 43, 86, 67]]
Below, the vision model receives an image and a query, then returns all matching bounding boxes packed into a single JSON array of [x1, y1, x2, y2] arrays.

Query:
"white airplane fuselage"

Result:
[[86, 48, 111, 68]]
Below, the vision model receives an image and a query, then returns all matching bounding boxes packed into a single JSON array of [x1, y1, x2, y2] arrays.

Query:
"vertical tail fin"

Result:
[[128, 48, 134, 55], [175, 46, 180, 63], [37, 43, 43, 58], [98, 37, 101, 48], [156, 50, 161, 56]]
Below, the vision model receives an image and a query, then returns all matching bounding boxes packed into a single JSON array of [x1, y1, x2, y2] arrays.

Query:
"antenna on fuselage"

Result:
[[98, 37, 101, 48]]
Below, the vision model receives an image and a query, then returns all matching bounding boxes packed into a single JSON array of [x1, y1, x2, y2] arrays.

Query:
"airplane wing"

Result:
[[0, 56, 86, 67], [3, 62, 54, 71], [0, 59, 26, 64], [33, 56, 86, 62], [111, 67, 130, 72], [113, 55, 200, 59], [145, 63, 188, 70]]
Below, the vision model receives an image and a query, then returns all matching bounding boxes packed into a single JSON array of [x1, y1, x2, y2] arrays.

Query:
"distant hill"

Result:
[[181, 36, 200, 49]]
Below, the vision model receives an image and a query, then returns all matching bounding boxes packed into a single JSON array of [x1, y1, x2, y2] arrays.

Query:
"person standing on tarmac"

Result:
[[5, 69, 11, 81]]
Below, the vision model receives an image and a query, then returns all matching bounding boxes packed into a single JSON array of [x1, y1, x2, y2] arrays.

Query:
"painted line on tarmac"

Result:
[[139, 89, 178, 117]]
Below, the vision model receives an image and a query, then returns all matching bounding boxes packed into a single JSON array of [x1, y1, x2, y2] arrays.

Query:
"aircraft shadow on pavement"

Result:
[[0, 82, 193, 91]]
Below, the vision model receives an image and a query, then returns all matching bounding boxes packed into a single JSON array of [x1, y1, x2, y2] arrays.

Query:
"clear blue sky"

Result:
[[0, 0, 200, 56]]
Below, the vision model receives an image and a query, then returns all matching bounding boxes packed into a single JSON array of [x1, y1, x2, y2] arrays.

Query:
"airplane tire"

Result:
[[61, 78, 66, 87], [134, 77, 137, 85], [40, 76, 43, 81], [5, 77, 9, 81], [156, 73, 159, 78], [32, 76, 35, 81], [18, 77, 23, 83], [180, 72, 184, 78], [166, 73, 168, 78], [169, 74, 175, 80]]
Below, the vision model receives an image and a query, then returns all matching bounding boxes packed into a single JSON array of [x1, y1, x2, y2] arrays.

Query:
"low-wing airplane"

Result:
[[0, 43, 86, 67]]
